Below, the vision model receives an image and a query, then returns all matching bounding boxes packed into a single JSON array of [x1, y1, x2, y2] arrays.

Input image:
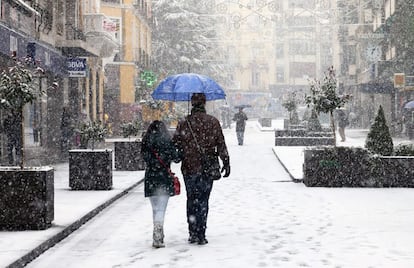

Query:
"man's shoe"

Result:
[[197, 238, 208, 245], [188, 236, 198, 243], [152, 241, 165, 248]]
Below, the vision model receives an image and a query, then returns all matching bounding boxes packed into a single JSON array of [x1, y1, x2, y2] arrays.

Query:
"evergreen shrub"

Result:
[[365, 105, 393, 156]]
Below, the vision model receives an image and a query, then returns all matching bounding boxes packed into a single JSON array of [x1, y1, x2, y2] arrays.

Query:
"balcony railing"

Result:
[[83, 13, 119, 57], [84, 13, 117, 38], [65, 23, 86, 41]]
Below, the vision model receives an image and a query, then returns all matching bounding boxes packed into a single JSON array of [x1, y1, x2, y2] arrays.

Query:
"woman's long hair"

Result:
[[142, 120, 170, 148]]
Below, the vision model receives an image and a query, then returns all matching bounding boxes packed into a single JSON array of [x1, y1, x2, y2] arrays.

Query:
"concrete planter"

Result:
[[275, 137, 335, 146], [275, 130, 333, 137], [275, 128, 334, 146], [303, 147, 375, 187], [114, 140, 145, 171], [0, 167, 54, 230], [303, 147, 414, 187], [380, 156, 414, 187], [259, 118, 272, 127], [69, 149, 113, 190]]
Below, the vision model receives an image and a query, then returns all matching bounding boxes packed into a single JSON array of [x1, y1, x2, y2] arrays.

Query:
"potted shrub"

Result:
[[305, 66, 351, 145], [303, 67, 354, 186], [304, 105, 414, 188], [282, 92, 300, 127], [69, 121, 113, 190], [0, 58, 54, 230], [365, 106, 414, 187], [113, 119, 146, 171], [365, 105, 393, 156]]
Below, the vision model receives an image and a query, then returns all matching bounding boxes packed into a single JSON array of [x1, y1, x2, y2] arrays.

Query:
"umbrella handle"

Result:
[[187, 93, 190, 114]]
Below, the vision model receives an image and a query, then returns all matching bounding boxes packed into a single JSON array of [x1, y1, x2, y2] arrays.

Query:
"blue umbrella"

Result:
[[403, 100, 414, 109], [151, 73, 226, 101]]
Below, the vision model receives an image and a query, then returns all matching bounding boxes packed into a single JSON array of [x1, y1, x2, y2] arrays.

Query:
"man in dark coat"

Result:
[[172, 93, 230, 245], [3, 111, 22, 165], [233, 107, 248, 145], [61, 106, 72, 154]]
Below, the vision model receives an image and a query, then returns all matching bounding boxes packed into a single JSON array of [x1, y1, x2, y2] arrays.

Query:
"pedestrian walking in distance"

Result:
[[336, 109, 349, 142], [3, 110, 22, 165], [173, 93, 230, 245], [141, 120, 181, 248], [233, 107, 248, 145]]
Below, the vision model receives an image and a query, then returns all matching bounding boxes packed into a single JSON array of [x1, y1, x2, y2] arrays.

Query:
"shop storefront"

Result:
[[0, 22, 67, 162]]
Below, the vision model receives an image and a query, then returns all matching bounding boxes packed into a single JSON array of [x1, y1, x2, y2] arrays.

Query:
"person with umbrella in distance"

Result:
[[220, 105, 231, 129], [233, 106, 248, 145], [172, 93, 231, 245]]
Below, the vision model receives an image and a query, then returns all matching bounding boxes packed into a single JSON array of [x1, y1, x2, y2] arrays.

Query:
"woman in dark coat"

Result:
[[141, 120, 180, 248]]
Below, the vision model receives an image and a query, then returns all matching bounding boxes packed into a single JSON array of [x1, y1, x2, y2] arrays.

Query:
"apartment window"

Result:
[[276, 44, 284, 58], [290, 62, 316, 78], [286, 16, 315, 27], [102, 0, 120, 3], [252, 71, 260, 86], [348, 45, 356, 65], [321, 45, 332, 67], [289, 40, 316, 55], [276, 66, 285, 83], [56, 0, 64, 35]]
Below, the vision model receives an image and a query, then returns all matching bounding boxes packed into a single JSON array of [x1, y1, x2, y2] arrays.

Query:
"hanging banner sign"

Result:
[[394, 73, 405, 88], [67, 57, 87, 77]]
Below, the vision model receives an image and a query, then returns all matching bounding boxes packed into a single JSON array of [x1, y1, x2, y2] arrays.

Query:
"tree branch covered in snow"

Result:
[[152, 0, 227, 80], [305, 67, 351, 144]]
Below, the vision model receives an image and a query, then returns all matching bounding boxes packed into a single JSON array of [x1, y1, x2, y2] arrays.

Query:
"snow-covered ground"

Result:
[[2, 119, 414, 268], [0, 163, 145, 267]]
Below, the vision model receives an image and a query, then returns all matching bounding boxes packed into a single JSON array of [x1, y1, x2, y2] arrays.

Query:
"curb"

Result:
[[272, 148, 303, 183], [7, 179, 144, 268]]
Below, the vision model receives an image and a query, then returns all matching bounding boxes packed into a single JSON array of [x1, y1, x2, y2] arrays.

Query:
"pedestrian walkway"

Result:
[[1, 119, 414, 268], [0, 164, 144, 267]]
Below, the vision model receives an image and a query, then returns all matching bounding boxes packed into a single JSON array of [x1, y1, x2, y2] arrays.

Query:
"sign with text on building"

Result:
[[67, 57, 87, 77], [394, 73, 405, 88]]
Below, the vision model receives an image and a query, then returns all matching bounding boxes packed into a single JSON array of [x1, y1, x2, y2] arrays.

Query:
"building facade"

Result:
[[101, 0, 152, 135], [0, 0, 66, 162], [337, 0, 414, 132], [0, 0, 118, 163], [212, 0, 335, 118]]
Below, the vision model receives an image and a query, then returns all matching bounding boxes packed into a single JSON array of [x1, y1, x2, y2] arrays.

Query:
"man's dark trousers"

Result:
[[184, 173, 213, 241]]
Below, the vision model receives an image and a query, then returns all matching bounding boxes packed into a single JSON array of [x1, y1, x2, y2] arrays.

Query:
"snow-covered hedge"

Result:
[[303, 146, 414, 187]]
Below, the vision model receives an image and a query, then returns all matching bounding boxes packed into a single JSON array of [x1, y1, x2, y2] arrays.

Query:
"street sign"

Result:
[[67, 58, 87, 77]]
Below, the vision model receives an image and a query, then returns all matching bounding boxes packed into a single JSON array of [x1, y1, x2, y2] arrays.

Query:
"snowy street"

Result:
[[21, 121, 414, 268]]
